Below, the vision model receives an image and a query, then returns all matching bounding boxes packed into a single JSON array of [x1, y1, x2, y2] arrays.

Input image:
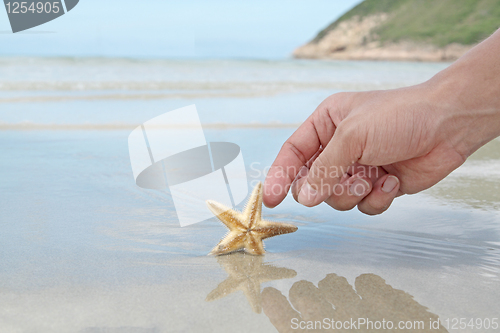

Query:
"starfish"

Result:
[[206, 182, 298, 255], [206, 252, 297, 313]]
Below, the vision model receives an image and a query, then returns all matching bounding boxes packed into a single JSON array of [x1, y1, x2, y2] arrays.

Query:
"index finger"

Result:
[[263, 107, 336, 208]]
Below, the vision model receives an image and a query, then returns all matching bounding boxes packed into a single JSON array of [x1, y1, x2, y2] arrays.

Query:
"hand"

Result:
[[264, 85, 464, 215], [263, 29, 500, 215]]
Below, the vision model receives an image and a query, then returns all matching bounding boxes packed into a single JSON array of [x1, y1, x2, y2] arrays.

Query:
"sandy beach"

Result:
[[1, 58, 499, 332]]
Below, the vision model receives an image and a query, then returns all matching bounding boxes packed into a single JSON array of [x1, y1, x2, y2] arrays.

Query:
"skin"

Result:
[[263, 28, 500, 215]]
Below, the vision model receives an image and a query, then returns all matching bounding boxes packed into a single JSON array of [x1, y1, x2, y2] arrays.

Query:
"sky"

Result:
[[0, 0, 363, 59]]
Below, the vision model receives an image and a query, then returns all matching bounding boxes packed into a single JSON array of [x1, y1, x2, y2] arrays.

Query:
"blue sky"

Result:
[[0, 0, 362, 58]]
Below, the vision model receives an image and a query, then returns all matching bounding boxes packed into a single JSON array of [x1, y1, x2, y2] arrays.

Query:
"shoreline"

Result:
[[293, 14, 474, 62], [293, 41, 473, 62]]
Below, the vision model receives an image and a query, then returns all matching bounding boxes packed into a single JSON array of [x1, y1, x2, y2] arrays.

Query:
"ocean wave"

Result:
[[0, 122, 301, 130], [0, 80, 403, 92], [0, 81, 410, 103]]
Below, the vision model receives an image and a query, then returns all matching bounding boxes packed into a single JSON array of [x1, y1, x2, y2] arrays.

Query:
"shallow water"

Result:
[[0, 58, 499, 332]]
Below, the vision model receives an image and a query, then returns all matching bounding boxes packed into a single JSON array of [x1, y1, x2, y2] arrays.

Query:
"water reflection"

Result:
[[262, 273, 448, 332], [81, 327, 159, 333], [426, 139, 500, 210], [206, 252, 297, 313], [207, 253, 449, 332]]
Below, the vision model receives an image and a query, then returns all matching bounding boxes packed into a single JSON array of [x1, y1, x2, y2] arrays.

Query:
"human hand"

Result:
[[263, 29, 500, 215], [263, 86, 463, 215]]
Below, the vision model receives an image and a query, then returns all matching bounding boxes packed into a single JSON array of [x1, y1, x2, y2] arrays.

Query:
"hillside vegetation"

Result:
[[314, 0, 500, 47]]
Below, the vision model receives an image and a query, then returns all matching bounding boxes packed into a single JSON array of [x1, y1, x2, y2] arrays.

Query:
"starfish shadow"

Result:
[[206, 252, 297, 313]]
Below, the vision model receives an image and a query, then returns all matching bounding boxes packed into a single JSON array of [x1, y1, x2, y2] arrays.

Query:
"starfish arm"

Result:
[[242, 279, 263, 313], [210, 231, 247, 255], [243, 182, 263, 229], [205, 277, 245, 302], [218, 252, 263, 275], [252, 220, 298, 240], [256, 265, 298, 284], [244, 233, 265, 255], [206, 200, 246, 231]]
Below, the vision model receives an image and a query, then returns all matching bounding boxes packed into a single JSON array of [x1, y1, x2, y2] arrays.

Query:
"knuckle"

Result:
[[337, 203, 357, 211], [282, 140, 307, 166], [327, 198, 356, 211], [326, 91, 352, 108], [358, 198, 391, 215], [372, 200, 390, 212], [335, 121, 353, 140], [325, 187, 360, 211], [358, 205, 381, 216]]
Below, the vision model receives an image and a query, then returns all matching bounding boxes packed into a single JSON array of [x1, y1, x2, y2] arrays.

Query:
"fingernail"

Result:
[[298, 181, 317, 206], [382, 175, 399, 193], [350, 178, 370, 196]]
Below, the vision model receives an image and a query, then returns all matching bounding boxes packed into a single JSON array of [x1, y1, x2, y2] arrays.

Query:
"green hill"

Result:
[[314, 0, 500, 47]]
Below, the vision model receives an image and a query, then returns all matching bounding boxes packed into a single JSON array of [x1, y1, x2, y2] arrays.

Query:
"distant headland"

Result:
[[294, 0, 500, 62]]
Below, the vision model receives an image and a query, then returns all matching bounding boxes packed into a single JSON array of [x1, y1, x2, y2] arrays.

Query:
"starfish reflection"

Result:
[[206, 252, 297, 313]]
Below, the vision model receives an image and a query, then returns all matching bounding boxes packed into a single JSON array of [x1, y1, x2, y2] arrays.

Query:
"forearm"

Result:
[[427, 28, 500, 158]]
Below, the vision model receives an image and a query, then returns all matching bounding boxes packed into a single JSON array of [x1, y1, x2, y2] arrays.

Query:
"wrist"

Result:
[[424, 49, 500, 158]]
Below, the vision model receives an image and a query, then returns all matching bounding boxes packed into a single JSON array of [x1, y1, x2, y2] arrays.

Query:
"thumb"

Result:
[[297, 122, 363, 207]]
